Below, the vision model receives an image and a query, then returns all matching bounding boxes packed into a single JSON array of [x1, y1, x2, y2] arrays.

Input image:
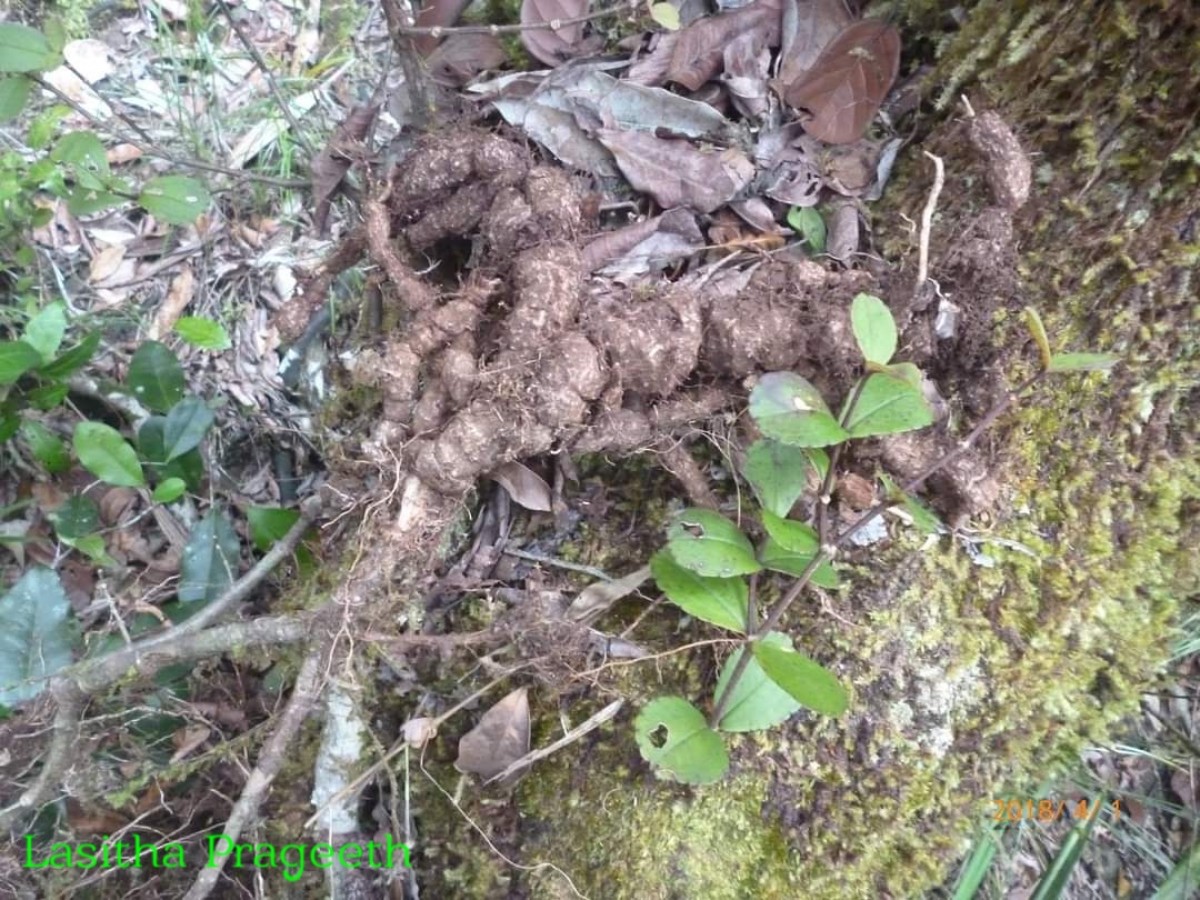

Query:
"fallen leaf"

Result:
[[402, 717, 439, 748], [490, 460, 553, 512], [776, 19, 901, 145], [597, 130, 755, 213], [722, 30, 771, 119], [665, 2, 777, 91], [520, 0, 589, 67], [427, 33, 507, 86], [566, 565, 651, 621], [583, 208, 704, 279], [310, 104, 378, 236], [455, 687, 531, 781], [825, 203, 859, 261], [412, 0, 476, 56], [88, 244, 126, 283], [775, 0, 851, 88], [149, 264, 196, 339]]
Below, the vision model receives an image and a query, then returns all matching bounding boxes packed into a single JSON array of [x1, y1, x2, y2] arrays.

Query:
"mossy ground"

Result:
[[407, 3, 1200, 897]]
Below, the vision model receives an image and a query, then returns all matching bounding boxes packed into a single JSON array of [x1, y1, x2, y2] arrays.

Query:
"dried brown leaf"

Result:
[[665, 3, 777, 91], [597, 130, 754, 213], [566, 565, 652, 621], [148, 264, 195, 339], [825, 202, 859, 260], [490, 460, 553, 512], [582, 208, 703, 277], [310, 104, 378, 237], [521, 0, 589, 67], [427, 33, 507, 86], [455, 687, 531, 780], [776, 0, 851, 87], [413, 0, 475, 56], [777, 19, 900, 145]]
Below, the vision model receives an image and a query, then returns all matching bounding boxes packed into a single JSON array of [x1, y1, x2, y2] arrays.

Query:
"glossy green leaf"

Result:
[[22, 302, 66, 362], [634, 696, 728, 784], [850, 293, 897, 367], [0, 24, 54, 73], [742, 439, 811, 518], [178, 511, 240, 603], [787, 206, 826, 253], [749, 372, 848, 448], [0, 75, 33, 121], [843, 372, 934, 438], [246, 506, 301, 552], [1047, 352, 1119, 373], [0, 341, 43, 384], [73, 421, 145, 487], [20, 420, 69, 473], [126, 341, 185, 413], [650, 550, 747, 633], [61, 533, 114, 566], [665, 508, 761, 578], [139, 176, 211, 225], [162, 396, 214, 461], [752, 639, 848, 716], [152, 477, 187, 504], [714, 632, 802, 732], [38, 331, 100, 379], [175, 316, 231, 351], [0, 568, 75, 707], [758, 537, 839, 588]]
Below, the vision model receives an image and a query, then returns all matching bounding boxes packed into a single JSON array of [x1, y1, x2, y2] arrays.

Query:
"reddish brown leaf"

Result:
[[665, 3, 778, 92], [777, 19, 900, 145], [412, 0, 474, 56], [520, 0, 589, 67], [776, 0, 851, 87], [426, 33, 507, 86]]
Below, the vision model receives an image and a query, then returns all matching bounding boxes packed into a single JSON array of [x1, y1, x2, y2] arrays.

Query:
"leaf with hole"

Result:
[[786, 206, 826, 253], [713, 632, 802, 732], [1047, 352, 1119, 373], [635, 696, 728, 784], [843, 372, 934, 438], [742, 438, 811, 518], [0, 341, 43, 384], [138, 176, 211, 225], [0, 75, 32, 121], [749, 372, 848, 447], [175, 316, 231, 351], [23, 303, 66, 362], [650, 550, 748, 633], [0, 568, 75, 707], [162, 396, 214, 461], [74, 422, 144, 487], [666, 508, 761, 578], [127, 341, 185, 413], [850, 293, 897, 367], [752, 638, 848, 716], [0, 24, 55, 73], [178, 511, 240, 603]]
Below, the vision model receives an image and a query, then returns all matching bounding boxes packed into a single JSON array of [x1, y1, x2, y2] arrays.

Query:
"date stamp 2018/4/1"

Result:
[[992, 798, 1121, 824]]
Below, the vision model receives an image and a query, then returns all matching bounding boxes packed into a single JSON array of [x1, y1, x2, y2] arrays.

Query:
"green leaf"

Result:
[[27, 383, 69, 411], [665, 508, 761, 578], [138, 176, 211, 225], [178, 511, 240, 603], [759, 510, 819, 554], [138, 417, 205, 490], [0, 75, 33, 122], [73, 421, 145, 487], [0, 24, 54, 74], [49, 495, 99, 540], [850, 293, 898, 367], [65, 186, 123, 217], [843, 372, 934, 438], [1047, 352, 1119, 373], [714, 632, 802, 732], [786, 206, 826, 253], [1022, 305, 1052, 370], [0, 408, 19, 442], [61, 533, 114, 566], [749, 372, 849, 448], [246, 506, 301, 552], [649, 2, 680, 30], [175, 316, 231, 351], [879, 473, 942, 534], [51, 131, 109, 175], [758, 536, 839, 588], [742, 439, 811, 518], [27, 104, 68, 149], [0, 340, 43, 384], [1151, 832, 1200, 900], [0, 568, 75, 706], [19, 420, 70, 473], [38, 331, 100, 379], [162, 396, 214, 461], [752, 639, 848, 716], [152, 477, 187, 504], [126, 341, 185, 413], [649, 550, 748, 633], [22, 302, 67, 362], [634, 697, 728, 784]]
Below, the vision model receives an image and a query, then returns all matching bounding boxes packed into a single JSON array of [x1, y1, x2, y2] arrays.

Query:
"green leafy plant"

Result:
[[635, 294, 1119, 784]]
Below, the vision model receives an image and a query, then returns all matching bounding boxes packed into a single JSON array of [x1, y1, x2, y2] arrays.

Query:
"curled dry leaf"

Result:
[[427, 33, 507, 87], [824, 203, 859, 261], [776, 19, 901, 145], [412, 0, 475, 56], [775, 0, 850, 88], [402, 717, 439, 749], [665, 2, 778, 91], [521, 0, 589, 67], [583, 208, 704, 279], [310, 104, 379, 237], [566, 564, 652, 621], [455, 687, 531, 781], [597, 130, 755, 214], [490, 460, 553, 512]]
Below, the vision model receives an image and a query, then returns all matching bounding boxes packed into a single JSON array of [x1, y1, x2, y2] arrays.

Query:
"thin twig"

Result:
[[485, 698, 624, 784], [915, 151, 945, 299], [395, 4, 628, 36]]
